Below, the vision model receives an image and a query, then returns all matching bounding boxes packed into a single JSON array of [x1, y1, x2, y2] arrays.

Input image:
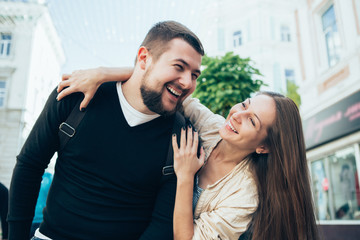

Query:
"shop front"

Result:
[[303, 91, 360, 239]]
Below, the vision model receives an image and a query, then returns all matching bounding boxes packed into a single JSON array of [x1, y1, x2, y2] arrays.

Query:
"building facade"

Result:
[[198, 0, 360, 238], [197, 0, 302, 94], [297, 0, 360, 238], [0, 0, 64, 187]]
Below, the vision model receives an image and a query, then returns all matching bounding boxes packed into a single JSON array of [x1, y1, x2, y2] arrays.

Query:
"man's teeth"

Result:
[[228, 121, 238, 133], [167, 86, 181, 97]]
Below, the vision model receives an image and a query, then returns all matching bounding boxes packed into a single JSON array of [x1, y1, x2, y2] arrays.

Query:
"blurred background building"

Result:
[[298, 0, 360, 238], [0, 0, 359, 238], [199, 1, 360, 238], [197, 0, 301, 93], [0, 0, 64, 187]]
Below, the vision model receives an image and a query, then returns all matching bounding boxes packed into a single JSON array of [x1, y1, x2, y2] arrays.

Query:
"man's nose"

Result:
[[179, 73, 193, 89]]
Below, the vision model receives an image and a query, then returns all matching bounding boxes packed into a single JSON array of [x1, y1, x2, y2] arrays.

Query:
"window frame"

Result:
[[280, 25, 291, 42], [0, 32, 12, 58], [320, 4, 341, 68], [233, 30, 242, 48]]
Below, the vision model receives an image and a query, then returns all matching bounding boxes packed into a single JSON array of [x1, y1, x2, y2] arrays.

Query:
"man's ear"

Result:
[[255, 145, 270, 154], [137, 46, 151, 70]]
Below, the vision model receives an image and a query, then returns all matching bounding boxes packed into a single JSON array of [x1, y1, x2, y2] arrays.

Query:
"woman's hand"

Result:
[[172, 126, 205, 180], [57, 67, 105, 110], [57, 67, 133, 110]]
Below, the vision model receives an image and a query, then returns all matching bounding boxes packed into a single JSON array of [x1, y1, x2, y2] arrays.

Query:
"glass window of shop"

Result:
[[311, 146, 360, 221]]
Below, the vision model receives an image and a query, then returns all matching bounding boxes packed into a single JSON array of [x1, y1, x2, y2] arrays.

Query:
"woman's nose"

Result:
[[232, 111, 243, 123]]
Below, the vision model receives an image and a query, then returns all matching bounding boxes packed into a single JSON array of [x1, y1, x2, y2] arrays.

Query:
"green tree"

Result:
[[286, 80, 301, 108], [193, 52, 265, 117]]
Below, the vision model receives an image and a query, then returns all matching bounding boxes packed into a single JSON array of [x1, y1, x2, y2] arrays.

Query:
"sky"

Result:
[[47, 0, 207, 74]]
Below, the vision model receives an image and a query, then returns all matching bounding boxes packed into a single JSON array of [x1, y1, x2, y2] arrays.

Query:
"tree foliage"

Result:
[[193, 52, 265, 117], [286, 80, 301, 108]]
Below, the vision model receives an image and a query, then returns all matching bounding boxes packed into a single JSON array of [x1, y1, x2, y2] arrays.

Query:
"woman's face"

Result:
[[219, 94, 276, 153]]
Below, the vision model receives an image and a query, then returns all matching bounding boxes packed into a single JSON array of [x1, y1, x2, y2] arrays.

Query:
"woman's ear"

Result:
[[137, 46, 151, 70], [255, 145, 270, 154]]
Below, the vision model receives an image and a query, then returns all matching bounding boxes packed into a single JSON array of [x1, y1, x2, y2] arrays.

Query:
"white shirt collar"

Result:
[[116, 82, 160, 127]]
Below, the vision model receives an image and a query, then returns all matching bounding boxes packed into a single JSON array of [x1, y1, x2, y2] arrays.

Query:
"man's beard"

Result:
[[140, 84, 181, 117], [140, 68, 182, 117]]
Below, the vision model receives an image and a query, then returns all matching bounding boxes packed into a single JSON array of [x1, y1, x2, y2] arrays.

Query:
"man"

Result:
[[8, 21, 203, 240]]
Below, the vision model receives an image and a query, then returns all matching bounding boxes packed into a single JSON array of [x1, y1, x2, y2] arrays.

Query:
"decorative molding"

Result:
[[295, 9, 306, 81], [352, 0, 360, 35], [318, 65, 350, 94], [307, 0, 314, 9], [313, 0, 330, 14]]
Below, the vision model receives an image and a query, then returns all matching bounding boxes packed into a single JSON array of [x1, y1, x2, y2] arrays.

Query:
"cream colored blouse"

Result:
[[182, 97, 259, 240]]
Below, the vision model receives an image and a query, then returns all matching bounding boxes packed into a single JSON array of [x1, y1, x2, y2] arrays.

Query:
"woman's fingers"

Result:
[[199, 146, 205, 165], [56, 87, 73, 101], [175, 125, 199, 153], [172, 133, 179, 154], [180, 127, 186, 150], [192, 131, 199, 152], [79, 91, 95, 110], [57, 79, 71, 93], [186, 126, 193, 150], [62, 73, 71, 81], [80, 96, 90, 110]]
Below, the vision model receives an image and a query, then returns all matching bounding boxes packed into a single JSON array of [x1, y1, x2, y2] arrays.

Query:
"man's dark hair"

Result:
[[137, 21, 204, 63]]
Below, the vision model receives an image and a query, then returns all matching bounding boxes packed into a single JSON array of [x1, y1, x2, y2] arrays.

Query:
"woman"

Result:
[[57, 68, 319, 240]]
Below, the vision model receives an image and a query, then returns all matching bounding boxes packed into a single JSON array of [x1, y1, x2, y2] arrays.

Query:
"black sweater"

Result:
[[8, 82, 177, 240]]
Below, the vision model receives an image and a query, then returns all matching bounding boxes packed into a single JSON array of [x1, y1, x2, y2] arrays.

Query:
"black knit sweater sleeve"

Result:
[[8, 88, 80, 240], [139, 174, 177, 240]]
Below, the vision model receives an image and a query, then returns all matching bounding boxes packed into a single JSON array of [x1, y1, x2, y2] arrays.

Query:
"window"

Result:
[[322, 5, 341, 67], [281, 25, 291, 42], [0, 81, 6, 108], [233, 31, 242, 48], [285, 69, 295, 82], [311, 146, 360, 220], [0, 33, 12, 57]]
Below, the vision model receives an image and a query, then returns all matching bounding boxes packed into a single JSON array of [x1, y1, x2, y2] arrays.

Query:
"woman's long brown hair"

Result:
[[248, 91, 319, 240]]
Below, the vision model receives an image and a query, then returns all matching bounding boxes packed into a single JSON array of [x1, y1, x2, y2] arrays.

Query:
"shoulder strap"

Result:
[[162, 112, 187, 176], [58, 98, 86, 152]]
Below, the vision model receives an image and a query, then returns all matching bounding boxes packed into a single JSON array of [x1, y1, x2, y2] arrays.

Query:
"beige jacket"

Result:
[[182, 97, 259, 240]]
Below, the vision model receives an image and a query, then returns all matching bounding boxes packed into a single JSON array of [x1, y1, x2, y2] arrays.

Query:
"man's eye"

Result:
[[192, 74, 198, 80], [175, 64, 183, 70]]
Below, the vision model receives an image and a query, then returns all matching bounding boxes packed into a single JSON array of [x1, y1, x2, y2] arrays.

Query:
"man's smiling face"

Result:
[[140, 38, 202, 116]]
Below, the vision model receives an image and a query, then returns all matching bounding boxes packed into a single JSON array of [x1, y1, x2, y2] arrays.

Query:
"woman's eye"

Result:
[[241, 102, 246, 108], [250, 118, 255, 127]]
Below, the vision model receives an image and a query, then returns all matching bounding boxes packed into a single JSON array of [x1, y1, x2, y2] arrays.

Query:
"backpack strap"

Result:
[[58, 98, 86, 152], [162, 112, 187, 176]]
